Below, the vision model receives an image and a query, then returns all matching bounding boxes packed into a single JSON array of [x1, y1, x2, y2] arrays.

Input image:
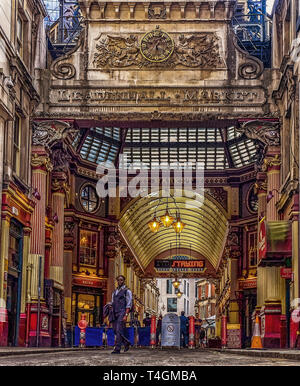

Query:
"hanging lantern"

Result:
[[160, 211, 174, 227], [148, 217, 160, 233], [172, 217, 185, 233], [176, 290, 183, 298], [172, 278, 181, 289]]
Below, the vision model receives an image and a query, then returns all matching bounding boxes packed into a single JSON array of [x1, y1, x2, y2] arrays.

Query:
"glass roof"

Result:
[[72, 127, 121, 164], [72, 125, 256, 170], [124, 127, 256, 170]]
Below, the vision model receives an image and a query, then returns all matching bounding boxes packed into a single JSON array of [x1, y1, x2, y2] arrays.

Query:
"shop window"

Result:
[[79, 230, 97, 266], [13, 115, 21, 176], [167, 298, 177, 313], [72, 293, 101, 327], [80, 184, 99, 213]]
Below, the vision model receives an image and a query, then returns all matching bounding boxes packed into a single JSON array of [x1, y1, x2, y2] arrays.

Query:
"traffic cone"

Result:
[[251, 316, 263, 349]]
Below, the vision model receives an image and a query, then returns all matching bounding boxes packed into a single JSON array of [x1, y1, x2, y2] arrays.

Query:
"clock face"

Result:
[[140, 28, 174, 63]]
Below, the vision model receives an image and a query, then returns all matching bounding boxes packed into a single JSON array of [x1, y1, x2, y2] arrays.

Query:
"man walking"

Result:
[[111, 275, 132, 354], [180, 311, 189, 348]]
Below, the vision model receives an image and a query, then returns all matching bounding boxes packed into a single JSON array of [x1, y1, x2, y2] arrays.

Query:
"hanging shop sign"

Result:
[[280, 267, 293, 279], [155, 256, 205, 272], [258, 219, 292, 264]]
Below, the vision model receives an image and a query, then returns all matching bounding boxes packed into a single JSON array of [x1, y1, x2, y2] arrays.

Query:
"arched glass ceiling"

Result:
[[119, 193, 228, 271]]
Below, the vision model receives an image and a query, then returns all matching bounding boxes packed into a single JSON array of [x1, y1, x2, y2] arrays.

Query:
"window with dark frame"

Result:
[[167, 297, 177, 312], [248, 231, 257, 267], [13, 115, 21, 175], [16, 16, 23, 57], [79, 230, 98, 266], [166, 279, 172, 294], [80, 185, 99, 213]]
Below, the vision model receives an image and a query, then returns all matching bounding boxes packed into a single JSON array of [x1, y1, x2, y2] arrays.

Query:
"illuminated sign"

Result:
[[155, 259, 205, 270]]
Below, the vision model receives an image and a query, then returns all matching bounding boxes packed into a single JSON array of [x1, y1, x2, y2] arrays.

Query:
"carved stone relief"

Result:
[[93, 29, 225, 69], [32, 120, 76, 149]]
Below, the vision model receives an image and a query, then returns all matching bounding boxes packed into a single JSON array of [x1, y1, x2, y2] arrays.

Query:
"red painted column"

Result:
[[188, 316, 195, 349], [221, 315, 227, 347], [150, 315, 156, 348]]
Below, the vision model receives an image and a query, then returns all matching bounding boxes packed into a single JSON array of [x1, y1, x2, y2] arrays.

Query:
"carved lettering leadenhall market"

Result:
[[26, 0, 294, 348]]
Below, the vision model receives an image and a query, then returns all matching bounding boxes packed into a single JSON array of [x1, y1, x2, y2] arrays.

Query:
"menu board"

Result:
[[226, 328, 242, 348]]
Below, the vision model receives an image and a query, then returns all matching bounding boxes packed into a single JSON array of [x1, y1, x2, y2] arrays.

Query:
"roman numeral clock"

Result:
[[140, 26, 174, 63]]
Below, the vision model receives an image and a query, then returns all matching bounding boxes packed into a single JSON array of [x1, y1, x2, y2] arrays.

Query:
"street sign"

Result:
[[161, 313, 180, 348]]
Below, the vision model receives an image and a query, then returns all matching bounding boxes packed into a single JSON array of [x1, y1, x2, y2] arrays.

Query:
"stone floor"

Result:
[[0, 348, 299, 366]]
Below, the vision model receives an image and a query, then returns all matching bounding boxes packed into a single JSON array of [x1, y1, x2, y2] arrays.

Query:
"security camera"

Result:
[[4, 76, 14, 89]]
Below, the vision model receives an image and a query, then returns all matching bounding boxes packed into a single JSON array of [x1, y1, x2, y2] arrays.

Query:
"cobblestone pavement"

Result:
[[0, 348, 299, 366]]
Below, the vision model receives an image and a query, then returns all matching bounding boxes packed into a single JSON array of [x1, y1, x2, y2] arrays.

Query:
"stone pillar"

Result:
[[30, 149, 52, 299], [50, 173, 69, 286], [255, 172, 267, 309], [259, 150, 284, 348], [264, 152, 281, 221]]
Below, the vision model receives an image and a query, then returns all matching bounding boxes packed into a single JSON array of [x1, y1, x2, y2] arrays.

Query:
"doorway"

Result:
[[7, 220, 23, 346]]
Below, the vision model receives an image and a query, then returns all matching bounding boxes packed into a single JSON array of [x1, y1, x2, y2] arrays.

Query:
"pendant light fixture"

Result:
[[148, 194, 185, 234]]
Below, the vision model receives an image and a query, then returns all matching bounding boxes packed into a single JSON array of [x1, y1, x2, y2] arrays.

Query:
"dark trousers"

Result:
[[113, 312, 130, 351], [180, 329, 188, 347]]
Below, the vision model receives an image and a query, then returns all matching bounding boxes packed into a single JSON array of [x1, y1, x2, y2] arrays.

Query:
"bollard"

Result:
[[188, 316, 195, 349], [221, 315, 227, 348], [78, 313, 88, 348], [150, 315, 156, 348]]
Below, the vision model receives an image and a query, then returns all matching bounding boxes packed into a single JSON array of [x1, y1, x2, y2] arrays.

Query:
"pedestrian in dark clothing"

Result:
[[180, 311, 189, 348], [199, 327, 206, 348], [156, 315, 162, 346], [143, 313, 152, 327], [110, 275, 133, 354]]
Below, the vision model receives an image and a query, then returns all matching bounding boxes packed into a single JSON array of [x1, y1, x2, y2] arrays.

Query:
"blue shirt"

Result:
[[180, 315, 189, 330], [112, 285, 132, 309]]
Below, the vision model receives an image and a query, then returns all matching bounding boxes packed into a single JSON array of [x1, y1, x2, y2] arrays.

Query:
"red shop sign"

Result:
[[73, 276, 102, 288], [280, 267, 292, 279]]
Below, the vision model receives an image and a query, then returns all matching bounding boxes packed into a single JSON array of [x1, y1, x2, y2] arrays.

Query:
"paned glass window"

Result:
[[79, 230, 98, 266]]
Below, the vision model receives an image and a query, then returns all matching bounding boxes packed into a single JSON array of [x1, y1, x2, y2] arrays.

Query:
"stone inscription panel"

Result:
[[51, 87, 266, 107]]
